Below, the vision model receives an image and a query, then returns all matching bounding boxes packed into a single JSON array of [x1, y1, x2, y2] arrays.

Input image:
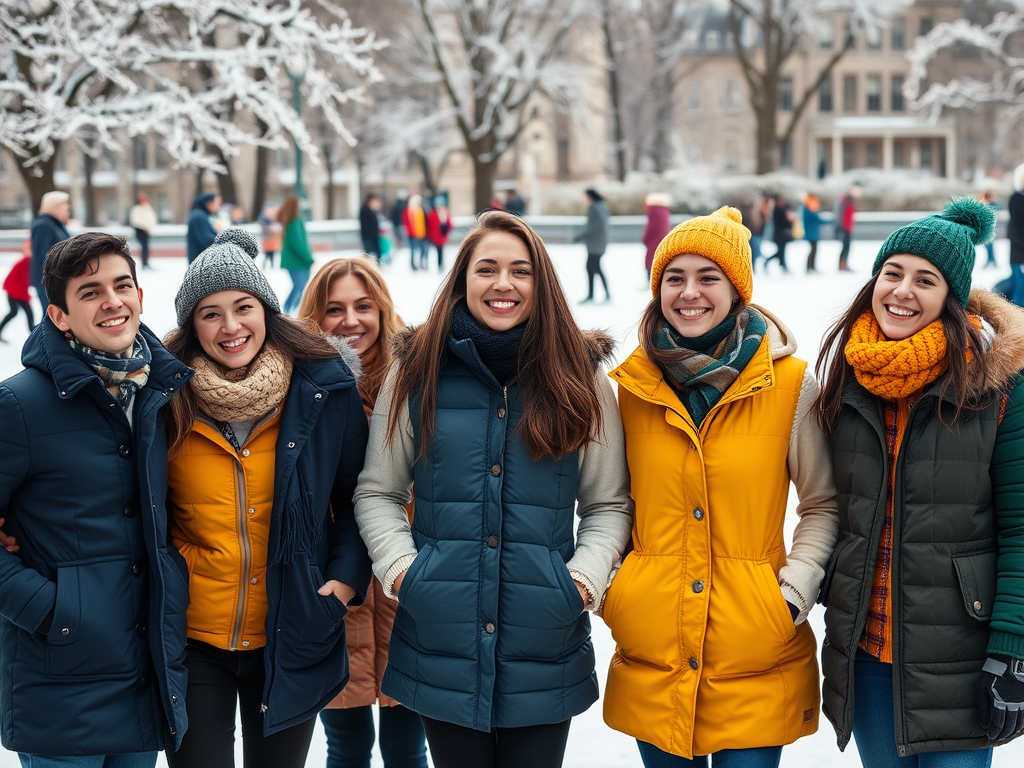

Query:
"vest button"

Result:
[[491, 464, 501, 477], [692, 580, 704, 593], [123, 505, 137, 518], [487, 535, 499, 548], [61, 627, 70, 636], [497, 407, 506, 419], [693, 508, 704, 520], [241, 448, 251, 457], [974, 600, 983, 612], [485, 622, 495, 634], [689, 656, 699, 670], [132, 563, 143, 577], [119, 445, 132, 459]]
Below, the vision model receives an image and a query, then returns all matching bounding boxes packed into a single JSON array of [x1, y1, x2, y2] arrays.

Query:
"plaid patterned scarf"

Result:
[[68, 333, 151, 413], [655, 307, 767, 426]]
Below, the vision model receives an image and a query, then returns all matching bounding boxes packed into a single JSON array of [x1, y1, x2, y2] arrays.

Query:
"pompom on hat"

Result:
[[648, 206, 753, 304], [174, 228, 280, 327], [871, 196, 995, 307]]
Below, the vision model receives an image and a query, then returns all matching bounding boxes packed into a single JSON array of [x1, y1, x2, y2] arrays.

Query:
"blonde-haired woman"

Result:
[[299, 257, 427, 768]]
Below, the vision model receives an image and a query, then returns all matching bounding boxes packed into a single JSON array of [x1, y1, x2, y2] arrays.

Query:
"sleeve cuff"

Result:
[[988, 630, 1024, 659], [568, 569, 599, 612], [383, 553, 418, 600], [780, 581, 810, 625]]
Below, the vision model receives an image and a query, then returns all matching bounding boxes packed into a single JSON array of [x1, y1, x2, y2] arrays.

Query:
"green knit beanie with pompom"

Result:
[[871, 196, 995, 307]]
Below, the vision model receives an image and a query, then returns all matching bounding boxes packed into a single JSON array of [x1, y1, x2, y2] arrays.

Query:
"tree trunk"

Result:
[[252, 144, 269, 220], [651, 68, 675, 174], [602, 2, 627, 182], [215, 148, 239, 208], [416, 152, 437, 199], [19, 150, 59, 217], [82, 145, 98, 227], [754, 80, 779, 174], [322, 143, 336, 220], [473, 155, 498, 214]]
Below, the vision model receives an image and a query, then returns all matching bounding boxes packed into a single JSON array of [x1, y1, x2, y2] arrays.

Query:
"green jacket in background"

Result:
[[280, 218, 313, 271], [820, 289, 1024, 757]]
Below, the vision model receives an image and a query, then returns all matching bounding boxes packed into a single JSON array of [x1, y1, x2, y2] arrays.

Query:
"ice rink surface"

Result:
[[0, 233, 1019, 767]]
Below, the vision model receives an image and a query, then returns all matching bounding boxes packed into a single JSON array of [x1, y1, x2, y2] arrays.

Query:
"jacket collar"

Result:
[[21, 318, 191, 401]]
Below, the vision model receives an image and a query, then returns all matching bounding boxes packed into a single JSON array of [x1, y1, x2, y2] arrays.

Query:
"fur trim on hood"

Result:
[[967, 289, 1024, 398], [393, 325, 617, 370], [325, 334, 362, 381]]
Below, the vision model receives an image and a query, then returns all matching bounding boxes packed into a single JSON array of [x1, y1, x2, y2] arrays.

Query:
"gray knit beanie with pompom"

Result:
[[174, 228, 280, 326], [871, 197, 995, 307]]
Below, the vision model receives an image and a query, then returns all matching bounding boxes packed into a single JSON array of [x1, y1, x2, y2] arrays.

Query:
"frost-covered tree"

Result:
[[0, 0, 382, 213], [907, 1, 1024, 155], [728, 0, 909, 174], [414, 0, 588, 212]]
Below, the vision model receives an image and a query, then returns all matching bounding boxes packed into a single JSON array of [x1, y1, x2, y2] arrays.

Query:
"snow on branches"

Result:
[[0, 0, 384, 175], [907, 2, 1024, 140]]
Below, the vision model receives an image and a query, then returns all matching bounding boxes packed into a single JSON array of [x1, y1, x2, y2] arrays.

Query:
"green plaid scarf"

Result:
[[655, 307, 767, 426], [68, 333, 152, 414]]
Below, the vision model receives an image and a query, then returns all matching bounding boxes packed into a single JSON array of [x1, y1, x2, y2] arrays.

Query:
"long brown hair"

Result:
[[164, 299, 340, 457], [277, 194, 300, 228], [298, 256, 402, 405], [386, 211, 604, 462], [814, 275, 988, 434]]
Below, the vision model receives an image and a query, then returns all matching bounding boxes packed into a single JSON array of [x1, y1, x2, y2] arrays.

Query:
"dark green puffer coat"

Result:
[[820, 290, 1024, 757]]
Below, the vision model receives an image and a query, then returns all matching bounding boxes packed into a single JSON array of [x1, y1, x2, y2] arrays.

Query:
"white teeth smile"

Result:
[[99, 317, 127, 328], [342, 334, 364, 340], [221, 337, 249, 349], [887, 305, 917, 317], [677, 308, 709, 317], [488, 301, 517, 310]]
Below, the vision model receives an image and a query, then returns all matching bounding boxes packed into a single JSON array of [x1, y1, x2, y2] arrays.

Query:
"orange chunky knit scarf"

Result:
[[845, 311, 948, 400]]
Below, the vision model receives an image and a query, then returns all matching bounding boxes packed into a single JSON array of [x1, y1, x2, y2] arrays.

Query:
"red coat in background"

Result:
[[3, 256, 31, 303], [426, 207, 453, 246], [642, 194, 672, 272]]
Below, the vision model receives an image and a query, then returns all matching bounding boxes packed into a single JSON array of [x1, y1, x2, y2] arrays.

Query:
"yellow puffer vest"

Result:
[[603, 340, 819, 758], [167, 407, 282, 651]]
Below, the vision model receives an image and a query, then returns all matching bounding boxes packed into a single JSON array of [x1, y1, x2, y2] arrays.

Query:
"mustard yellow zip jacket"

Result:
[[602, 308, 839, 759]]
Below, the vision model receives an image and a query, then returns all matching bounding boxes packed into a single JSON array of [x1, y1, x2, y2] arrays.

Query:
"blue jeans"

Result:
[[1010, 263, 1024, 307], [408, 237, 427, 270], [284, 268, 310, 314], [853, 650, 993, 768], [19, 754, 157, 768], [637, 741, 782, 768], [750, 236, 763, 271], [320, 705, 427, 768]]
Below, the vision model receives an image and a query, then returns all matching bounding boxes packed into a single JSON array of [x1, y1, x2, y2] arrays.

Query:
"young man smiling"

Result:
[[0, 233, 191, 767]]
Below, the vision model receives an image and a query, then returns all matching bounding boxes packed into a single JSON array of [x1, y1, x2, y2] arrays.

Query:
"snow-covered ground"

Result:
[[0, 235, 1020, 767]]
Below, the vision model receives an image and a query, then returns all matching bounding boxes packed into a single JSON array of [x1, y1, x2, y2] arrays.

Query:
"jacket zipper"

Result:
[[229, 456, 252, 651]]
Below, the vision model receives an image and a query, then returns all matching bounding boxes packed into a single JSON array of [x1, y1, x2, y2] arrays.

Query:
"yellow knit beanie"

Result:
[[649, 206, 753, 304]]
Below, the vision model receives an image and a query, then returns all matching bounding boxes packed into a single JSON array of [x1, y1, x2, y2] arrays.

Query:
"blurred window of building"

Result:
[[779, 139, 794, 169], [843, 75, 858, 112], [891, 17, 905, 51], [891, 75, 905, 112], [866, 75, 882, 111], [920, 140, 932, 168], [919, 17, 933, 38], [819, 76, 834, 112], [818, 17, 834, 50], [779, 77, 793, 111]]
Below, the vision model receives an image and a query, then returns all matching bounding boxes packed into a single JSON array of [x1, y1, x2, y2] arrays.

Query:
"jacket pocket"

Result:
[[550, 550, 585, 624], [396, 543, 434, 622], [310, 565, 349, 625], [952, 549, 996, 622], [46, 561, 138, 679], [818, 535, 851, 607]]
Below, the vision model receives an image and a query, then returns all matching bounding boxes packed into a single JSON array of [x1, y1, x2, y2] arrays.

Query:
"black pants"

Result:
[[420, 716, 571, 768], [166, 641, 317, 768], [838, 229, 852, 266], [435, 243, 445, 270], [585, 252, 610, 300], [134, 228, 150, 268], [0, 296, 34, 337], [806, 240, 818, 271], [764, 240, 789, 271]]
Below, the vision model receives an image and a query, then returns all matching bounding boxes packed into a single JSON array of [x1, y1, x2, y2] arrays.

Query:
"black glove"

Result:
[[979, 654, 1024, 741]]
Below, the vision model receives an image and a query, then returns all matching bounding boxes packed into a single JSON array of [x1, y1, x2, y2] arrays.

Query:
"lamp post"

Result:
[[286, 55, 312, 221]]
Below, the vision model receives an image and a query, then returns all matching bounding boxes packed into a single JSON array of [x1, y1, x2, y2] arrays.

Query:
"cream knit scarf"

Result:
[[190, 343, 293, 422]]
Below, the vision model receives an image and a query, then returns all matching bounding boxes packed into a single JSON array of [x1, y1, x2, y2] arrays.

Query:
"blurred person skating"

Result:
[[299, 257, 428, 768], [403, 195, 428, 271], [814, 198, 1024, 767], [0, 232, 191, 767], [390, 192, 408, 250], [186, 192, 221, 264], [764, 194, 794, 274], [426, 197, 453, 272], [603, 207, 839, 768], [259, 204, 283, 270], [1009, 164, 1024, 306], [504, 189, 526, 217], [981, 191, 1000, 269], [162, 230, 371, 768], [835, 186, 859, 272], [354, 211, 633, 768], [0, 250, 34, 343], [642, 193, 671, 281], [129, 192, 158, 270], [30, 190, 71, 310], [576, 188, 611, 303], [738, 194, 766, 274], [278, 194, 315, 315], [803, 194, 823, 273], [360, 193, 383, 263]]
